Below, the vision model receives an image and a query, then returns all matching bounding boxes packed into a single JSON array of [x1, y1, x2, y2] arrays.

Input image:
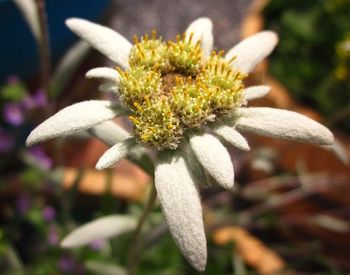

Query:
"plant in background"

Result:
[[264, 0, 350, 132], [26, 17, 334, 272], [0, 76, 50, 163]]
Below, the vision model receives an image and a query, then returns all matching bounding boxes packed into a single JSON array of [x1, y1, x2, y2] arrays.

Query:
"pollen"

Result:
[[116, 31, 246, 150]]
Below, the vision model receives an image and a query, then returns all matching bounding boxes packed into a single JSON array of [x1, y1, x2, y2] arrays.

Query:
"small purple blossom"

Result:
[[28, 146, 53, 169], [48, 224, 59, 246], [89, 239, 105, 251], [0, 128, 14, 153], [3, 103, 24, 126], [16, 194, 31, 215], [22, 96, 36, 110], [22, 89, 47, 110], [43, 206, 56, 221], [58, 255, 76, 273], [32, 89, 47, 107]]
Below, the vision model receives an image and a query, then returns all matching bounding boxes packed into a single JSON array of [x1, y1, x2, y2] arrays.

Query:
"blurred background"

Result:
[[0, 0, 349, 274]]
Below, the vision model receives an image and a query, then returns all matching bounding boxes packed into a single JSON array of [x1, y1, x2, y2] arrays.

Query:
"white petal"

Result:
[[185, 17, 213, 58], [225, 31, 278, 74], [190, 133, 234, 189], [85, 261, 126, 275], [322, 138, 349, 165], [96, 138, 135, 170], [26, 100, 125, 146], [51, 41, 90, 92], [99, 83, 119, 93], [311, 214, 349, 233], [244, 85, 271, 101], [212, 124, 250, 151], [235, 107, 334, 145], [86, 67, 120, 82], [155, 151, 207, 271], [13, 0, 40, 42], [66, 18, 132, 68], [88, 122, 148, 170], [88, 121, 131, 146], [61, 215, 136, 248], [182, 144, 212, 186]]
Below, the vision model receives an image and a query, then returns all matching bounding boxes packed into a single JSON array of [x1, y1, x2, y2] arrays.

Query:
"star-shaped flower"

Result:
[[26, 17, 334, 271]]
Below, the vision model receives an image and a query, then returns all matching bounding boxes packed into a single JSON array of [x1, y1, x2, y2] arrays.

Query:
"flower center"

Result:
[[116, 31, 246, 150]]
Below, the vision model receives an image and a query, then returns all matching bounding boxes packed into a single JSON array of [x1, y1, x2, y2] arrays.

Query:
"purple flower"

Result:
[[0, 128, 14, 153], [3, 103, 24, 126], [48, 224, 59, 246], [22, 96, 36, 110], [58, 255, 75, 273], [28, 146, 53, 169], [22, 89, 47, 110], [89, 239, 105, 251], [32, 89, 47, 107], [43, 206, 56, 221], [16, 194, 31, 215]]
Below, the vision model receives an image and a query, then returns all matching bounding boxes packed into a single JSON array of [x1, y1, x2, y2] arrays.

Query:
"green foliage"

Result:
[[0, 82, 26, 102], [264, 0, 350, 132]]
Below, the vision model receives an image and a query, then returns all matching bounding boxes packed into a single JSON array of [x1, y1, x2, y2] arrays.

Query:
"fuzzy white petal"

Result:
[[88, 121, 131, 146], [155, 151, 207, 271], [225, 31, 278, 73], [185, 17, 214, 58], [322, 139, 349, 165], [235, 107, 334, 145], [88, 122, 148, 170], [51, 41, 90, 92], [96, 138, 135, 170], [61, 215, 136, 248], [85, 261, 126, 275], [183, 144, 211, 187], [26, 100, 125, 146], [244, 85, 271, 101], [86, 67, 120, 82], [99, 83, 119, 93], [212, 125, 250, 151], [65, 18, 132, 68], [13, 0, 40, 41], [190, 133, 234, 189]]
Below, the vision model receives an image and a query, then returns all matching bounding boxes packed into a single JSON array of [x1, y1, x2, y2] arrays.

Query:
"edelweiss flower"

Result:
[[26, 18, 334, 271]]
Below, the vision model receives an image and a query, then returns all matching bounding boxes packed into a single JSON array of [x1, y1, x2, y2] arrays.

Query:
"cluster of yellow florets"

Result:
[[116, 31, 246, 150]]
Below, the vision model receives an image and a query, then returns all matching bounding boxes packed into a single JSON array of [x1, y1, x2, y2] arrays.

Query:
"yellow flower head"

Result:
[[117, 31, 246, 150]]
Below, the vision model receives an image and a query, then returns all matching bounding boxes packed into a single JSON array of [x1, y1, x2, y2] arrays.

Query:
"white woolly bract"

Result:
[[212, 124, 250, 151], [225, 31, 278, 74], [86, 67, 120, 82], [185, 17, 213, 58], [51, 41, 90, 91], [235, 107, 334, 145], [85, 261, 126, 275], [189, 133, 234, 189], [244, 85, 271, 101], [322, 139, 349, 165], [65, 18, 132, 69], [155, 151, 207, 271], [96, 138, 135, 170], [99, 83, 119, 93], [88, 121, 131, 146], [61, 215, 136, 248], [26, 100, 123, 146], [13, 0, 40, 42]]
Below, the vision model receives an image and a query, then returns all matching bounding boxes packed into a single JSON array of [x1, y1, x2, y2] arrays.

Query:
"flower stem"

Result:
[[127, 183, 157, 275]]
